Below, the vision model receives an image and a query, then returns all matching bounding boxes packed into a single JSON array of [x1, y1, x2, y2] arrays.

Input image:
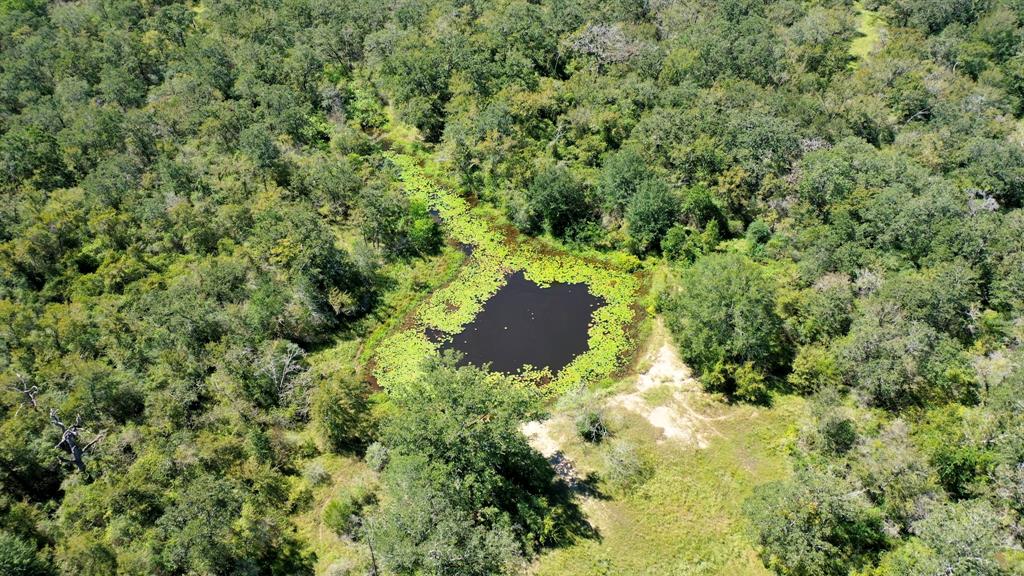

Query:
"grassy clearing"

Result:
[[849, 1, 884, 65], [532, 398, 802, 576], [529, 320, 804, 576], [290, 454, 376, 575]]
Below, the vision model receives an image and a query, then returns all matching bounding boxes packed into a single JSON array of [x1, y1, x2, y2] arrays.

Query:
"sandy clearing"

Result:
[[522, 419, 562, 458], [524, 320, 724, 462], [607, 338, 725, 449]]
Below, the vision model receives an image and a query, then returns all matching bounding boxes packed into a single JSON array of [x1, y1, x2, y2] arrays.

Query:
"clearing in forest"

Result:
[[849, 1, 885, 65], [524, 321, 803, 575]]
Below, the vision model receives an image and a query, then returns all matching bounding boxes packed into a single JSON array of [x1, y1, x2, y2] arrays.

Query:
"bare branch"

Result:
[[50, 410, 103, 473], [9, 374, 39, 412]]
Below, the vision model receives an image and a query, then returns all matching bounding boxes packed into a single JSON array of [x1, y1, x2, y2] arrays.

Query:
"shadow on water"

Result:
[[436, 271, 605, 374]]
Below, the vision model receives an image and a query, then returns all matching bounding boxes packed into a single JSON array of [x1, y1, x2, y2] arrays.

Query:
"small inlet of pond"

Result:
[[436, 271, 605, 374]]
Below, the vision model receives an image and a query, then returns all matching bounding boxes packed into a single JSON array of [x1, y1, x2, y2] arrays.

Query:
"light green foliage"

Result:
[[788, 345, 842, 394], [865, 501, 1007, 576], [849, 2, 885, 64], [0, 530, 53, 576], [535, 392, 804, 576]]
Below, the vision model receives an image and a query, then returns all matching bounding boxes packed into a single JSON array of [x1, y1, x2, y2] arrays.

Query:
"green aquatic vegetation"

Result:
[[374, 153, 640, 394]]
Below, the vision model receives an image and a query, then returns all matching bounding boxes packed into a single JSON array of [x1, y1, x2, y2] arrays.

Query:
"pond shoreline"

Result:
[[372, 152, 642, 394]]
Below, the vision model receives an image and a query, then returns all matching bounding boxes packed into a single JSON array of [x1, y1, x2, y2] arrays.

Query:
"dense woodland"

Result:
[[3, 0, 1024, 574]]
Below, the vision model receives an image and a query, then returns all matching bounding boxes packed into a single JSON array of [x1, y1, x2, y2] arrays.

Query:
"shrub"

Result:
[[324, 485, 377, 539], [304, 461, 331, 487], [603, 440, 652, 493], [364, 441, 389, 472], [575, 408, 610, 443], [819, 415, 858, 455], [745, 220, 771, 245], [734, 362, 771, 405], [313, 377, 372, 453], [788, 345, 842, 395]]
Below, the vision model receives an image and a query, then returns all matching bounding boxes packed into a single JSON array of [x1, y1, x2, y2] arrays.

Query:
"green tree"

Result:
[[662, 253, 788, 399], [745, 469, 886, 576], [625, 178, 679, 254], [598, 146, 654, 217], [312, 376, 371, 453], [0, 530, 53, 576], [528, 164, 593, 238], [866, 500, 1008, 576], [835, 302, 975, 410]]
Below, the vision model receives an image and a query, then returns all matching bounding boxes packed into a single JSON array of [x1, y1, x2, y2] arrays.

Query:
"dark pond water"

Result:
[[438, 271, 604, 374]]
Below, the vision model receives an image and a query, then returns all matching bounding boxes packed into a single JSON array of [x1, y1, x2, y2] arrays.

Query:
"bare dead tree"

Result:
[[9, 374, 39, 416], [567, 23, 643, 70], [256, 341, 309, 402], [50, 409, 105, 473]]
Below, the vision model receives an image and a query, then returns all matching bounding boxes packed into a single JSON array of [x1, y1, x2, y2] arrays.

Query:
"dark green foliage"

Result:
[[4, 0, 1024, 573], [662, 253, 788, 400], [680, 184, 727, 232], [819, 414, 858, 455], [369, 456, 525, 576], [598, 146, 655, 217], [369, 357, 589, 572], [835, 303, 975, 410], [528, 164, 593, 238], [745, 469, 887, 576], [313, 376, 372, 454], [625, 178, 679, 254], [360, 187, 442, 259]]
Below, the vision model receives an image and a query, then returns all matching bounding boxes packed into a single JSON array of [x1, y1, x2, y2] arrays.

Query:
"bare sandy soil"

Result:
[[522, 319, 725, 477], [607, 337, 726, 448]]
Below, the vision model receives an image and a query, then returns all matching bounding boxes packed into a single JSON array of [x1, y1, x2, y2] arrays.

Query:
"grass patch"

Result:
[[290, 454, 376, 575], [849, 1, 884, 65], [531, 395, 804, 576], [640, 383, 676, 407]]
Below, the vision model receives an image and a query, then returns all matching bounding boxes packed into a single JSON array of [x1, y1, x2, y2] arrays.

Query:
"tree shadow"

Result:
[[508, 446, 606, 549]]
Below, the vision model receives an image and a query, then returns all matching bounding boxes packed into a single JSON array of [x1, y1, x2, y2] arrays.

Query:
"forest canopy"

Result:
[[2, 0, 1024, 574]]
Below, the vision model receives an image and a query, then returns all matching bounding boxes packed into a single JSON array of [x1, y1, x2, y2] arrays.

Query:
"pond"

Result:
[[437, 271, 605, 374]]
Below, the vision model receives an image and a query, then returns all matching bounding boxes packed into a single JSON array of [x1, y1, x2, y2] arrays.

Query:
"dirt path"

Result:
[[607, 327, 726, 448]]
